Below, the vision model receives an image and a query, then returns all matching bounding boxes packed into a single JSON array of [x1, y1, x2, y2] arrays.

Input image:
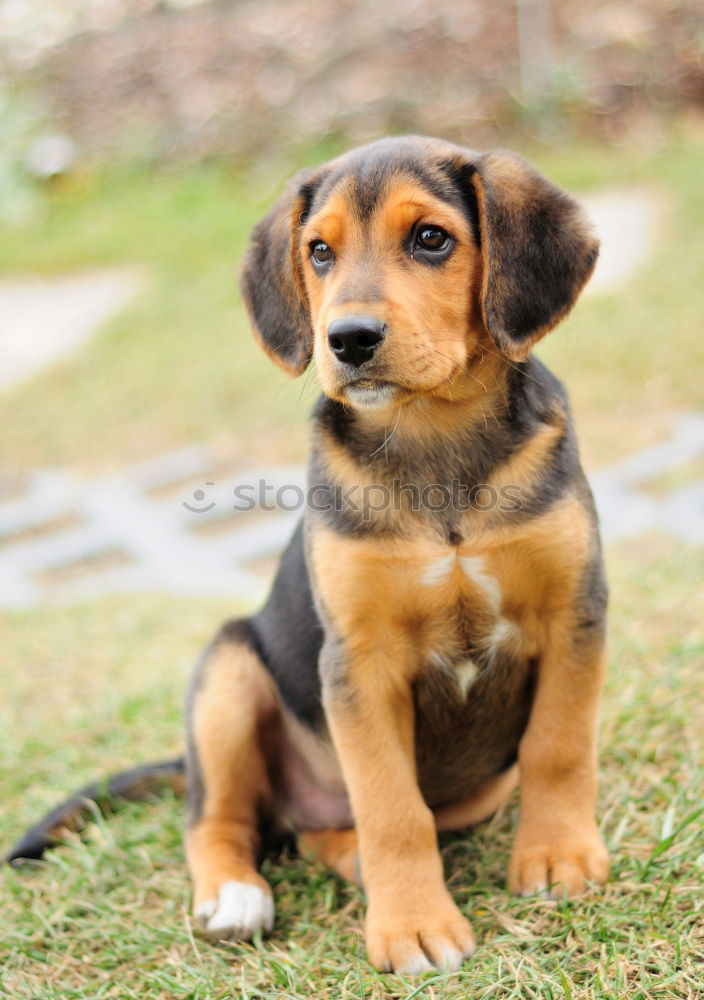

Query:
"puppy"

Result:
[[186, 136, 608, 973], [8, 137, 609, 976]]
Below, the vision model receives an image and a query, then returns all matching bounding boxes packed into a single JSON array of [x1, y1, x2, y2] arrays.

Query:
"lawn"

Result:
[[1, 131, 703, 999]]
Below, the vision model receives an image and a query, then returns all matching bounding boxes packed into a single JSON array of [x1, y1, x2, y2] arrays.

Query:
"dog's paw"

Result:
[[509, 831, 609, 899], [366, 898, 475, 975], [195, 879, 274, 940]]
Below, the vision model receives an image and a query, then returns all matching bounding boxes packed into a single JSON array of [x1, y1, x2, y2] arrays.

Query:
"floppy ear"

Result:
[[240, 168, 323, 376], [468, 152, 598, 359]]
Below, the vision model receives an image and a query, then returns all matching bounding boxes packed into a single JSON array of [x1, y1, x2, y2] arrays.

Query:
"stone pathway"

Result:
[[591, 412, 704, 545], [0, 414, 703, 610], [580, 188, 660, 295], [0, 449, 304, 609], [0, 269, 140, 390]]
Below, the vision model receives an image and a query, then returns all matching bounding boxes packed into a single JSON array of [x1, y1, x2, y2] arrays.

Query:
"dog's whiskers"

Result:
[[295, 362, 321, 407], [424, 344, 494, 403], [368, 404, 403, 463]]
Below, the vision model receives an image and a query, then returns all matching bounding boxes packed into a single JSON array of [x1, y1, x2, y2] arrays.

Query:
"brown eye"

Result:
[[415, 227, 450, 253], [311, 241, 333, 266]]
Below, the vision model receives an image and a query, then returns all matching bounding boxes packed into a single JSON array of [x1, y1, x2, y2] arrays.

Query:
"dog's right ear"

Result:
[[240, 168, 324, 376]]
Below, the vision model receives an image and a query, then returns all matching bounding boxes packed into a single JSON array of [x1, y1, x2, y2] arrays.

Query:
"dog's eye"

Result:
[[415, 227, 450, 253], [311, 241, 333, 266]]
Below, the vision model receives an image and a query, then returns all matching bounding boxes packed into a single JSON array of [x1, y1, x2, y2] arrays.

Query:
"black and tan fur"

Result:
[[7, 137, 609, 975]]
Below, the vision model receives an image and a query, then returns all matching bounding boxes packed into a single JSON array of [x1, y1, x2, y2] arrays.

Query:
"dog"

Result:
[[7, 136, 609, 975]]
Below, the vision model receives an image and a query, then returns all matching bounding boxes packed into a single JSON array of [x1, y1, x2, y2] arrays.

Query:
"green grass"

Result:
[[0, 163, 314, 472], [1, 539, 702, 999], [1, 133, 703, 474]]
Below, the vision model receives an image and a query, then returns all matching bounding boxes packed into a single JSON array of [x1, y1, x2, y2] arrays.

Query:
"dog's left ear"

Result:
[[465, 151, 598, 359], [240, 168, 325, 376]]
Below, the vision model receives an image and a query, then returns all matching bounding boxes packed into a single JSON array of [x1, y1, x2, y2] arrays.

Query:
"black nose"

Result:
[[327, 316, 386, 368]]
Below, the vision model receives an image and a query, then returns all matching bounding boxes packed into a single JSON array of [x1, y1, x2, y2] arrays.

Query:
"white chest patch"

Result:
[[420, 552, 457, 586], [454, 659, 479, 697], [429, 651, 480, 699], [458, 555, 502, 613], [480, 615, 525, 669], [487, 616, 521, 647], [419, 552, 503, 610]]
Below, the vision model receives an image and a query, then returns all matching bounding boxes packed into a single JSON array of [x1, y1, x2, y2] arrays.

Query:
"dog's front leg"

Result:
[[509, 623, 610, 898], [321, 641, 475, 975]]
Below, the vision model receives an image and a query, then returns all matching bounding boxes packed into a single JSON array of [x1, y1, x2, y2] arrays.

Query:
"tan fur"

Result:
[[310, 494, 593, 664], [510, 643, 608, 896], [298, 765, 519, 885], [186, 643, 279, 906], [301, 182, 481, 406], [307, 487, 604, 948], [322, 662, 475, 970], [434, 765, 519, 830], [298, 828, 361, 884]]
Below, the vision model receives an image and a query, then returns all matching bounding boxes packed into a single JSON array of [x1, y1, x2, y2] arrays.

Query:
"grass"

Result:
[[0, 163, 313, 474], [1, 133, 703, 997], [1, 540, 702, 999], [1, 132, 703, 474]]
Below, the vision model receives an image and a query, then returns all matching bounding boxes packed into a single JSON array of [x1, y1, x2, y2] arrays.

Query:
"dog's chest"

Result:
[[311, 523, 545, 801], [403, 536, 538, 665], [313, 522, 542, 676], [408, 543, 539, 803]]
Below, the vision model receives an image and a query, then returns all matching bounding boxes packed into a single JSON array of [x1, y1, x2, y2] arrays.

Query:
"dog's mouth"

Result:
[[340, 380, 399, 411]]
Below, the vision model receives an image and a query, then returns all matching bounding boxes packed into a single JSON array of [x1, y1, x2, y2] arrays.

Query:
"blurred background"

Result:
[[1, 0, 703, 600], [3, 0, 704, 160], [1, 2, 703, 994]]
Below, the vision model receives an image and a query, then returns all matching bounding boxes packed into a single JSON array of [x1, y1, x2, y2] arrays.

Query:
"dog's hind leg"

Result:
[[186, 621, 279, 940], [298, 828, 360, 884], [298, 766, 518, 886], [433, 765, 519, 832]]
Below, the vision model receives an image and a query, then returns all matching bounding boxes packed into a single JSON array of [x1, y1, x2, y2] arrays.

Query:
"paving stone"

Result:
[[581, 189, 661, 296], [591, 412, 704, 542], [0, 269, 140, 389]]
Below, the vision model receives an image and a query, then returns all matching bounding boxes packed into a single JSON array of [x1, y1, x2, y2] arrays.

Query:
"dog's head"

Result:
[[241, 136, 597, 411]]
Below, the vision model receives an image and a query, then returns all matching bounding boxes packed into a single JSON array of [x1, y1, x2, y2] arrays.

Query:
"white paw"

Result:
[[195, 880, 275, 940], [394, 952, 434, 976]]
